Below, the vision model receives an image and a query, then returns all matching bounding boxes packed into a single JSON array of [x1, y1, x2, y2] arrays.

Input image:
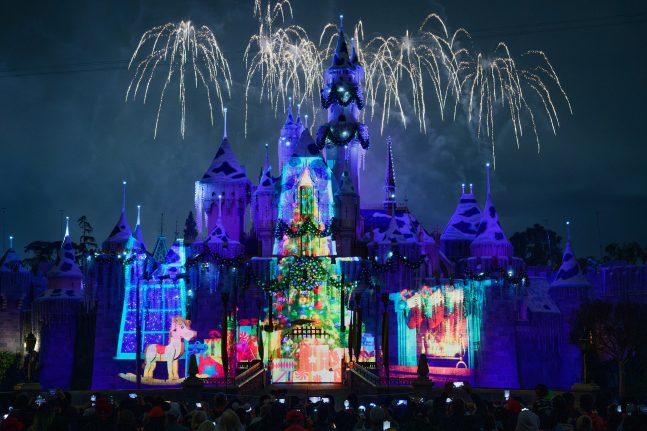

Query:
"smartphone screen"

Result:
[[196, 402, 202, 408], [309, 397, 321, 403], [322, 398, 330, 404], [453, 381, 464, 388], [383, 420, 391, 430], [129, 393, 137, 399]]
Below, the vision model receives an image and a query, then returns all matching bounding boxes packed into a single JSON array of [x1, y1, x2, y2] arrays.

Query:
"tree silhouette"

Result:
[[571, 300, 647, 396], [77, 215, 97, 258], [23, 241, 59, 274], [510, 224, 563, 267], [604, 242, 646, 264], [183, 211, 198, 243]]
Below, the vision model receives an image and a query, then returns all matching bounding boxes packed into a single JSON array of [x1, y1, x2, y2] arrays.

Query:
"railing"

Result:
[[349, 362, 380, 387], [234, 361, 264, 387], [202, 376, 235, 385], [379, 376, 416, 386]]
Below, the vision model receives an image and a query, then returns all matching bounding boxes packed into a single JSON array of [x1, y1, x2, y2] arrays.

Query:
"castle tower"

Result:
[[549, 221, 591, 387], [0, 236, 31, 352], [102, 181, 134, 253], [253, 144, 279, 256], [151, 214, 169, 263], [334, 161, 359, 256], [383, 137, 397, 214], [277, 99, 305, 172], [34, 217, 84, 389], [470, 163, 513, 261], [441, 183, 482, 261], [195, 109, 252, 242], [132, 205, 146, 253], [315, 16, 369, 193]]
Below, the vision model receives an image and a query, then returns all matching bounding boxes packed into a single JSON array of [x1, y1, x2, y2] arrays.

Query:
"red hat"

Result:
[[1, 417, 25, 431], [505, 399, 522, 413], [286, 410, 304, 422], [148, 406, 165, 418]]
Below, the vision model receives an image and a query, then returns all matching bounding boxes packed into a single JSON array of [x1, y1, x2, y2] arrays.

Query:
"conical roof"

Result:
[[132, 205, 146, 252], [471, 164, 513, 257], [441, 184, 482, 241], [256, 144, 277, 193], [331, 16, 351, 68], [103, 181, 134, 252], [201, 136, 250, 183], [0, 248, 27, 273], [552, 224, 590, 288], [48, 222, 82, 279], [103, 210, 133, 252], [372, 214, 417, 244], [292, 128, 320, 158]]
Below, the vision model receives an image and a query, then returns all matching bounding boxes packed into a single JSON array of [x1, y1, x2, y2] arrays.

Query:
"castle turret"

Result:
[[35, 217, 84, 389], [316, 16, 369, 193], [277, 99, 305, 172], [383, 137, 397, 214], [0, 236, 31, 353], [334, 161, 359, 256], [549, 221, 591, 388], [253, 144, 279, 256], [195, 109, 252, 242], [441, 183, 482, 261], [132, 205, 146, 253], [470, 163, 513, 260], [102, 181, 134, 253]]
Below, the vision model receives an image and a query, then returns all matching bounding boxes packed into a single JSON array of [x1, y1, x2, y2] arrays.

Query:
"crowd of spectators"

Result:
[[1, 383, 646, 431]]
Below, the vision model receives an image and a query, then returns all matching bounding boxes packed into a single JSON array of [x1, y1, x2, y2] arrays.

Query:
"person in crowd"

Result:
[[116, 409, 137, 431], [551, 394, 574, 431], [144, 406, 166, 431], [167, 403, 188, 431], [578, 394, 605, 431], [531, 384, 553, 430], [216, 409, 243, 431], [191, 411, 209, 431], [515, 409, 539, 431], [284, 410, 308, 431], [575, 415, 592, 431]]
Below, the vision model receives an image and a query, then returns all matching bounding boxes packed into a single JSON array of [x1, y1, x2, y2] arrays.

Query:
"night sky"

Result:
[[1, 0, 646, 259]]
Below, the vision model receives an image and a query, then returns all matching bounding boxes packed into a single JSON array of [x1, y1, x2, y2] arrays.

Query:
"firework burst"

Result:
[[450, 37, 572, 163], [126, 20, 232, 138], [244, 0, 324, 135]]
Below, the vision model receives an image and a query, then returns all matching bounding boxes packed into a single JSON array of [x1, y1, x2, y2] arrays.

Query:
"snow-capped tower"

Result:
[[132, 205, 146, 253], [253, 143, 279, 256], [441, 183, 482, 261], [102, 181, 134, 253], [35, 217, 84, 389], [470, 163, 513, 261], [277, 98, 305, 172], [550, 221, 591, 295], [334, 159, 359, 256], [383, 137, 397, 214], [195, 108, 252, 242], [549, 221, 592, 388], [316, 16, 369, 193]]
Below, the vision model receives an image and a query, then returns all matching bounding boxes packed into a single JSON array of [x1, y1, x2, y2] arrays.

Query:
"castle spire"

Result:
[[102, 180, 133, 253], [285, 97, 294, 124], [8, 235, 12, 250], [383, 137, 396, 214], [331, 14, 351, 67], [486, 162, 491, 195], [223, 107, 228, 139], [64, 216, 70, 239], [551, 220, 590, 288], [133, 204, 146, 252], [350, 37, 359, 64], [122, 180, 127, 213]]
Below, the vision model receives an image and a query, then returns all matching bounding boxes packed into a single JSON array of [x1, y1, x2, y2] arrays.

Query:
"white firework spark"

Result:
[[126, 20, 232, 138], [244, 0, 324, 135], [450, 37, 573, 164]]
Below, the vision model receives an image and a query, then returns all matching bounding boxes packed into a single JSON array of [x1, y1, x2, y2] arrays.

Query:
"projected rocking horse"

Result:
[[119, 316, 197, 385]]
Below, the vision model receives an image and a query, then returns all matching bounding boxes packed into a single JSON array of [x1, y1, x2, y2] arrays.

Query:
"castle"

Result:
[[2, 19, 646, 391]]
